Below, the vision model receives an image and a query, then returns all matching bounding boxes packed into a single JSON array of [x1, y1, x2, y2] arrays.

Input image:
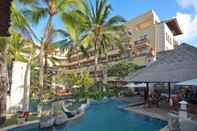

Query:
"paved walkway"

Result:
[[126, 105, 170, 121], [121, 96, 197, 131]]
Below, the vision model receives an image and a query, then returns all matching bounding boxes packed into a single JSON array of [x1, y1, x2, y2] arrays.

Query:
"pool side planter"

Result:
[[1, 111, 86, 131], [2, 101, 90, 131]]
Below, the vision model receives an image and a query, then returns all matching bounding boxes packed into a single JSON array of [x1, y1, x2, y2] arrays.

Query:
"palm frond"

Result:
[[22, 6, 48, 25]]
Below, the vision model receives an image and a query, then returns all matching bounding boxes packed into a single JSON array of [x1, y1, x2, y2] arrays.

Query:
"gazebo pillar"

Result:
[[168, 82, 171, 102], [145, 82, 150, 107]]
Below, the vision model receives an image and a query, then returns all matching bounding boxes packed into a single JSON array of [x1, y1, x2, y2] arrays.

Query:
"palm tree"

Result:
[[69, 0, 125, 88], [10, 2, 40, 111], [60, 11, 88, 70], [0, 37, 9, 118], [18, 0, 84, 115]]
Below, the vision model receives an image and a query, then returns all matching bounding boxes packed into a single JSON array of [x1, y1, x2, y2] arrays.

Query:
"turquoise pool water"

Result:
[[9, 99, 167, 131]]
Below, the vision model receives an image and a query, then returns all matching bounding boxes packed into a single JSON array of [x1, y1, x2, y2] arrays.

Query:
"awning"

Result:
[[176, 79, 197, 86]]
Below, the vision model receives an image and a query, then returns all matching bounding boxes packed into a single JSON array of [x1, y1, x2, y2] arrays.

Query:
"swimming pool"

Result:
[[8, 99, 167, 131]]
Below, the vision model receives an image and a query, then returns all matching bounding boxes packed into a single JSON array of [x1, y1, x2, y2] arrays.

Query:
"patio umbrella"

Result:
[[126, 83, 146, 89], [176, 79, 197, 86]]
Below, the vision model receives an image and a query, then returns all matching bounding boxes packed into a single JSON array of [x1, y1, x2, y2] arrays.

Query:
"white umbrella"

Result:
[[126, 83, 146, 89], [176, 79, 197, 86]]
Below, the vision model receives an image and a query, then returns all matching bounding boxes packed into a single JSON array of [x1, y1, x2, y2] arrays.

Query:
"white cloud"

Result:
[[176, 0, 197, 45], [177, 0, 197, 12], [176, 12, 197, 44]]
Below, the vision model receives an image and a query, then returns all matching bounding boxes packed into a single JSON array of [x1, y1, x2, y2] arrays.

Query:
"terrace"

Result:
[[124, 43, 197, 131]]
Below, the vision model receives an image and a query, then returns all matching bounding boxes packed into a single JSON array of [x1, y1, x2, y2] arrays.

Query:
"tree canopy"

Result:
[[107, 60, 144, 78]]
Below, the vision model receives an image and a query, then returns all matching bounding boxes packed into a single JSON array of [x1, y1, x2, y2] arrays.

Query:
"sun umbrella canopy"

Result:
[[176, 79, 197, 86], [126, 83, 146, 89]]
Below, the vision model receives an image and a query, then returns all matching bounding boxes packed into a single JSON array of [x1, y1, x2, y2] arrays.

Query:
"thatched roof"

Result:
[[0, 0, 12, 36], [124, 44, 197, 83]]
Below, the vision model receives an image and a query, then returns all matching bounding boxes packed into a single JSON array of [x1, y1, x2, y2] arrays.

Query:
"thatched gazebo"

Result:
[[124, 43, 197, 104]]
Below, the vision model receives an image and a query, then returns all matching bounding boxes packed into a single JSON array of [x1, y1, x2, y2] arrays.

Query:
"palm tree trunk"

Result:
[[38, 15, 53, 115], [102, 53, 108, 92], [0, 41, 9, 117], [44, 50, 48, 88], [94, 39, 98, 90], [77, 49, 80, 70]]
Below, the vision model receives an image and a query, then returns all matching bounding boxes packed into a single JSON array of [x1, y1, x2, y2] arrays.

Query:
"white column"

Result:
[[6, 61, 30, 113]]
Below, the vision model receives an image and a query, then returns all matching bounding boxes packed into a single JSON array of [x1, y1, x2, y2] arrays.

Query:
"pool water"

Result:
[[9, 99, 167, 131]]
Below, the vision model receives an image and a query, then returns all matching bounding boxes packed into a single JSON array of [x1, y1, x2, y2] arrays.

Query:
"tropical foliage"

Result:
[[0, 0, 128, 116], [57, 71, 95, 89], [17, 0, 85, 104], [61, 0, 126, 85], [107, 60, 144, 78]]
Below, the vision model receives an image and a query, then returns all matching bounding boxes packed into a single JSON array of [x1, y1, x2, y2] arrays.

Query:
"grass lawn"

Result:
[[0, 113, 39, 128]]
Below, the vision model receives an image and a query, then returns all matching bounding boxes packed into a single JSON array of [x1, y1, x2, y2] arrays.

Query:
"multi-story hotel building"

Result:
[[55, 10, 183, 79], [127, 10, 182, 65]]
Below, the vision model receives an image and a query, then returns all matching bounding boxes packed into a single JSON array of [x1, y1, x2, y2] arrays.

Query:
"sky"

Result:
[[108, 0, 197, 46], [32, 0, 197, 47]]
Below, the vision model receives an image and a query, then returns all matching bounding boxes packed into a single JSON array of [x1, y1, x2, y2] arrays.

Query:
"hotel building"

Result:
[[55, 10, 183, 79]]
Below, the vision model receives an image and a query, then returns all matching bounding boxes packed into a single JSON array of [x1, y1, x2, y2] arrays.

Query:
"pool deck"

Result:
[[119, 96, 170, 121], [160, 119, 197, 131], [2, 97, 197, 131], [120, 96, 197, 131], [125, 106, 170, 121]]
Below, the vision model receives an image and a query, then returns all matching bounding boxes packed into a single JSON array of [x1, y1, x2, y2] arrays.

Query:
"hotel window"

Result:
[[165, 32, 168, 41], [165, 32, 172, 44]]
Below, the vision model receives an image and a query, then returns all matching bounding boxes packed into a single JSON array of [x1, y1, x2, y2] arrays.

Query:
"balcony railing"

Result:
[[134, 37, 150, 48]]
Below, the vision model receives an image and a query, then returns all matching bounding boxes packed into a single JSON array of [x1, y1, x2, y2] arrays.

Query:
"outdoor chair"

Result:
[[149, 90, 161, 107]]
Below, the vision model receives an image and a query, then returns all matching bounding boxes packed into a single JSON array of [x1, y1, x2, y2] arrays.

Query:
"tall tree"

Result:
[[0, 0, 12, 118], [61, 11, 88, 70], [0, 37, 9, 118], [10, 2, 40, 111], [18, 0, 84, 115], [69, 0, 125, 87]]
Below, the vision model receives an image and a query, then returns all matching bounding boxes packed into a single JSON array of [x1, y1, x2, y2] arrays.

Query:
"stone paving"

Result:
[[121, 96, 197, 131], [126, 105, 170, 121]]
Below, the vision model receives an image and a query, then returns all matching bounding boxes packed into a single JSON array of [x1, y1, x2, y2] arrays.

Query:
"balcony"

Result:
[[134, 37, 150, 49]]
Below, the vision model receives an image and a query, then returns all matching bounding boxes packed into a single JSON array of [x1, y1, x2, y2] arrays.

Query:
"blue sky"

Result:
[[109, 0, 181, 20], [31, 0, 197, 46]]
